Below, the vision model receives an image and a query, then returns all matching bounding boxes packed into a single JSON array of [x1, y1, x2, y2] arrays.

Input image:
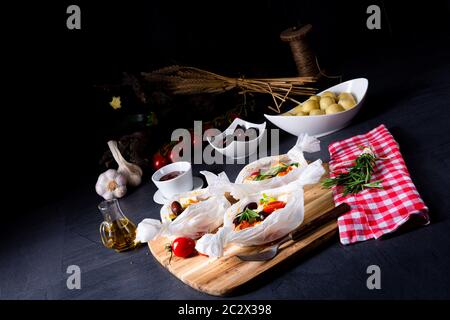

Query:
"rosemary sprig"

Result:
[[322, 150, 383, 196]]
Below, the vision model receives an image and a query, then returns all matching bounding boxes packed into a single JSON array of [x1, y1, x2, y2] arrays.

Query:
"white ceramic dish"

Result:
[[151, 161, 193, 199], [207, 118, 266, 159], [153, 176, 204, 205], [264, 78, 369, 137]]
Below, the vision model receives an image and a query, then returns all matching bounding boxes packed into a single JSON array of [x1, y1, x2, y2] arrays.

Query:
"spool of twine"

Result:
[[280, 24, 320, 77]]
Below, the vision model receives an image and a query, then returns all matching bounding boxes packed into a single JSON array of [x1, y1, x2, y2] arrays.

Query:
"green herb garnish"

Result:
[[254, 174, 272, 181], [254, 162, 298, 180], [236, 208, 260, 223], [260, 193, 276, 204], [322, 148, 383, 195]]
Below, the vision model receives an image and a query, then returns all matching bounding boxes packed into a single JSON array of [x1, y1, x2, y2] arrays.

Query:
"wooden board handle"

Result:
[[291, 203, 350, 241]]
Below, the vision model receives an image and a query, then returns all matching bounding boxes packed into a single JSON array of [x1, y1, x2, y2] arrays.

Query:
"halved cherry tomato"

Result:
[[263, 201, 286, 214], [171, 237, 196, 258]]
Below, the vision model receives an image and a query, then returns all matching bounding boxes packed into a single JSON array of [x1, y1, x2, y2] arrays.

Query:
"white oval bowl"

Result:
[[264, 78, 369, 137], [207, 118, 266, 159]]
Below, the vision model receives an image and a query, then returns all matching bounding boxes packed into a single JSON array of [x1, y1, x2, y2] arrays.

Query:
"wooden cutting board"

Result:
[[148, 164, 336, 296]]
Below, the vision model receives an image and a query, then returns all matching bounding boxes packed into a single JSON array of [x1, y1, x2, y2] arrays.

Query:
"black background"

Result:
[[2, 0, 450, 301], [5, 1, 450, 211]]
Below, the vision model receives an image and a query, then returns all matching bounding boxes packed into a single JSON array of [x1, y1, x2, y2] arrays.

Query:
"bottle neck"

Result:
[[98, 199, 126, 223]]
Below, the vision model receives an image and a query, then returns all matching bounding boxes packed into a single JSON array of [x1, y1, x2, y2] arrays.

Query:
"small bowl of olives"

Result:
[[264, 78, 369, 137], [207, 118, 266, 159]]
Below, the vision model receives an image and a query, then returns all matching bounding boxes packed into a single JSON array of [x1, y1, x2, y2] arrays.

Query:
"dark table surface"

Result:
[[2, 43, 450, 300]]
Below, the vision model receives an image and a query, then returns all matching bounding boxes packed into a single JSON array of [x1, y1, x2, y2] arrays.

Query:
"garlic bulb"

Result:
[[107, 140, 143, 187], [95, 169, 127, 200]]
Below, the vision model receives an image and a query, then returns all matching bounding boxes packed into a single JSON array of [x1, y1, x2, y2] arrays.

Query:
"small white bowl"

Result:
[[264, 78, 369, 137], [151, 161, 193, 199], [207, 118, 266, 159]]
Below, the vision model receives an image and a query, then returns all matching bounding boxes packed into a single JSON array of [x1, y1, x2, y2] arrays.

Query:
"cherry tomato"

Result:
[[192, 133, 203, 148], [152, 152, 168, 170], [168, 149, 177, 163], [277, 170, 289, 177], [172, 237, 196, 258], [277, 166, 294, 177], [263, 201, 286, 214], [203, 123, 213, 131], [188, 129, 202, 147], [168, 142, 187, 163], [238, 220, 252, 230], [228, 112, 240, 122]]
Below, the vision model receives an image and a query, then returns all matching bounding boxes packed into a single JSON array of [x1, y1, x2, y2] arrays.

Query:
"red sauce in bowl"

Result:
[[159, 171, 185, 181]]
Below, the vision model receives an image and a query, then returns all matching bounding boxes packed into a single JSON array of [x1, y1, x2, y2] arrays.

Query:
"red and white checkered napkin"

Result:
[[328, 124, 429, 245]]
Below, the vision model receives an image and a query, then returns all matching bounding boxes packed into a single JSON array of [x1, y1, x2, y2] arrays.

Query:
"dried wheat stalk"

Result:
[[142, 66, 316, 113]]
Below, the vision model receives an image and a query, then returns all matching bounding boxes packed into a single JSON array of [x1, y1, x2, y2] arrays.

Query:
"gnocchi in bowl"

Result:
[[264, 78, 368, 137], [284, 89, 357, 116]]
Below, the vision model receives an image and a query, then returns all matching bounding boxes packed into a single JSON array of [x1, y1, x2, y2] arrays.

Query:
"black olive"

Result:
[[244, 202, 258, 211], [221, 135, 233, 147], [259, 211, 270, 220], [247, 128, 259, 140], [170, 201, 184, 216], [233, 216, 241, 226], [234, 129, 246, 141]]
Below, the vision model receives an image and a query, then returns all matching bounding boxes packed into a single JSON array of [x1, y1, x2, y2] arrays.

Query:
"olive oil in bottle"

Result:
[[98, 199, 139, 252]]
